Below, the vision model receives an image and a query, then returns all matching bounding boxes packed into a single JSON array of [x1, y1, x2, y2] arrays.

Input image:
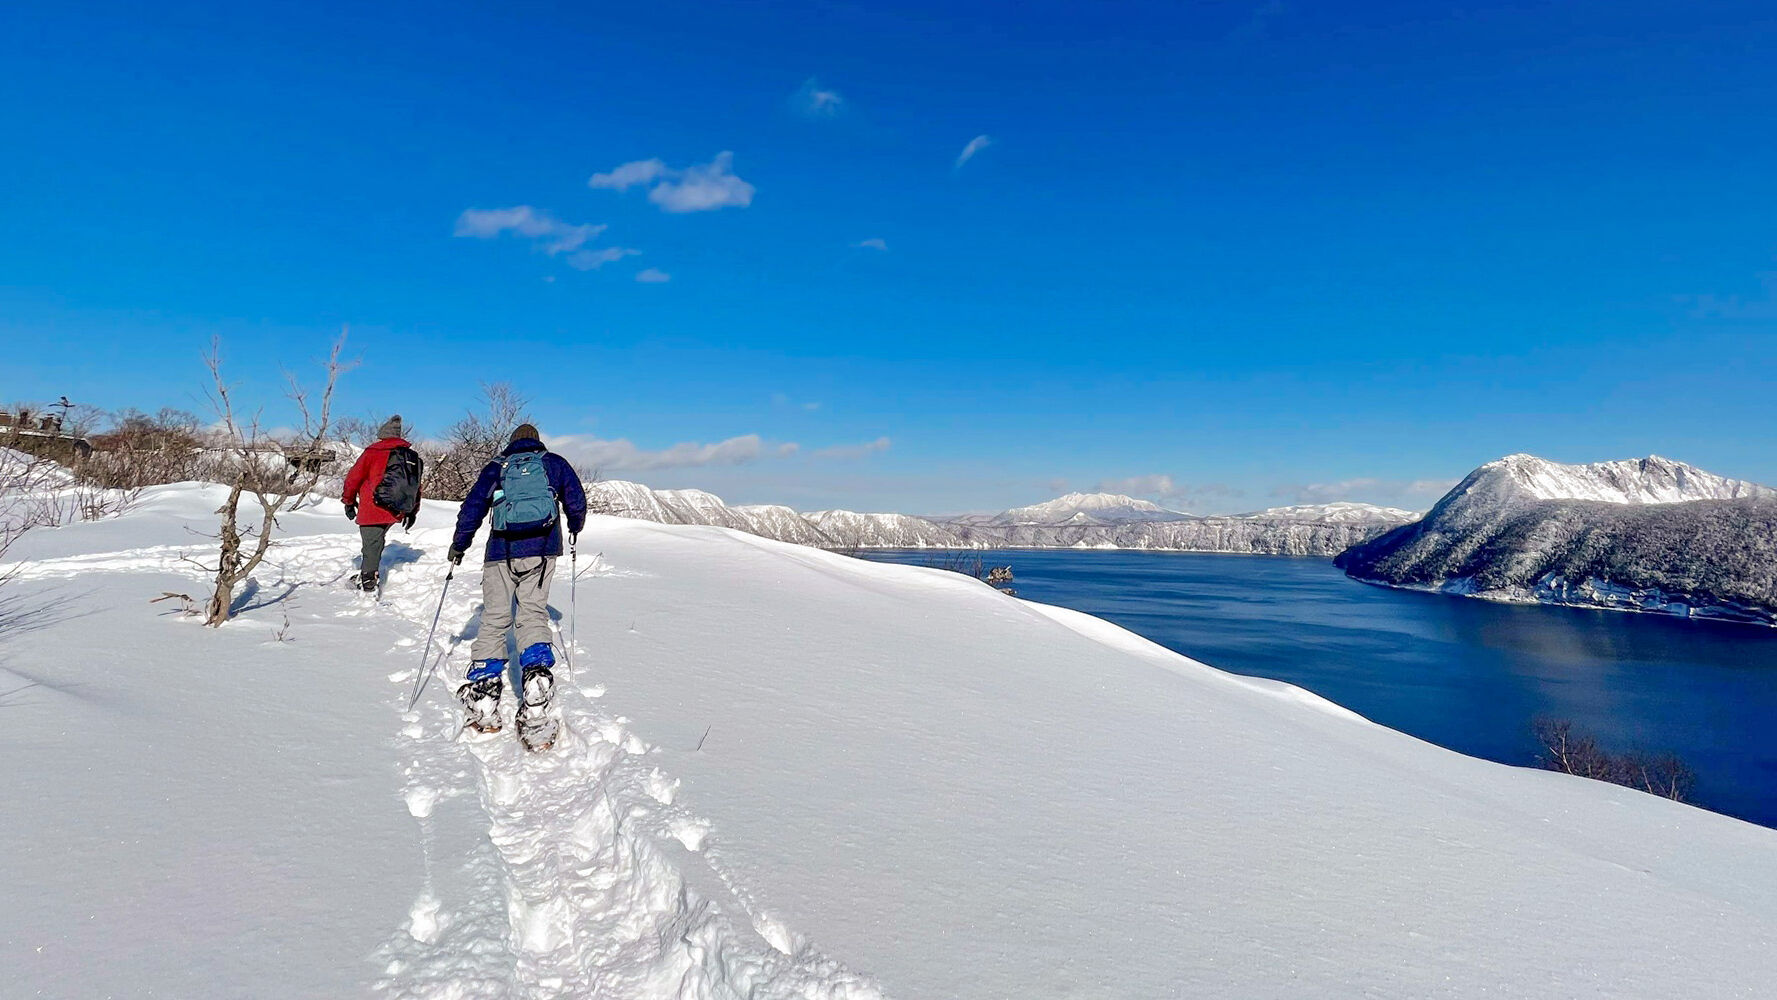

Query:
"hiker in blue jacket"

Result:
[[448, 423, 588, 737]]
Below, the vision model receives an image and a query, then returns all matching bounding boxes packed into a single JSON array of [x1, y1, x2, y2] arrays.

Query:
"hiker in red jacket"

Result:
[[341, 415, 424, 593]]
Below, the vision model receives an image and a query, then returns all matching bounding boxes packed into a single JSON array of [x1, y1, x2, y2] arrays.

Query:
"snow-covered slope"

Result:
[[1337, 454, 1777, 623], [4, 484, 1775, 997], [990, 491, 1191, 525], [802, 508, 969, 548]]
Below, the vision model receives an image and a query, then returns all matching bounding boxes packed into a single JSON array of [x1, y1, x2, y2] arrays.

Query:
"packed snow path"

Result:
[[3, 484, 1777, 998]]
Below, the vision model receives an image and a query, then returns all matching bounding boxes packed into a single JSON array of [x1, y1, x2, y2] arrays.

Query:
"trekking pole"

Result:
[[407, 566, 454, 711]]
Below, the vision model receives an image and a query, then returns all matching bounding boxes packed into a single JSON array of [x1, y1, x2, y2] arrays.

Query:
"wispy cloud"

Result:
[[812, 436, 891, 460], [1269, 477, 1454, 504], [793, 77, 845, 118], [545, 429, 879, 472], [852, 237, 888, 251], [454, 206, 604, 255], [548, 432, 778, 472], [635, 268, 672, 283], [955, 135, 993, 169], [589, 152, 755, 213], [567, 247, 640, 270]]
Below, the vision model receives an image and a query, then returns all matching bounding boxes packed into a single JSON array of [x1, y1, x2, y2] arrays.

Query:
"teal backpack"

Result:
[[491, 451, 558, 534]]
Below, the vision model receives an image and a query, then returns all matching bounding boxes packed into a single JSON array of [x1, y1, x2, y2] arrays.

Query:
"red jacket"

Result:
[[343, 437, 418, 526]]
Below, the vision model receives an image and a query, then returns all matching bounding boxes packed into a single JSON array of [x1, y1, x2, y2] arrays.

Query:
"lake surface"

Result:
[[861, 548, 1777, 829]]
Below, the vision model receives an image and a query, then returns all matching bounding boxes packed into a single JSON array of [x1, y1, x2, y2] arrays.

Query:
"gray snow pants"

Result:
[[469, 556, 556, 665], [358, 524, 390, 580]]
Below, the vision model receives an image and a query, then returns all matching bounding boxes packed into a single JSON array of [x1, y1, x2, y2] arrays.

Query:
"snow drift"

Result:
[[2, 482, 1775, 998]]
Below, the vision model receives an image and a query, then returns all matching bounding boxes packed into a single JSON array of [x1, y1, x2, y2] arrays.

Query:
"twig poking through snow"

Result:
[[692, 725, 712, 752]]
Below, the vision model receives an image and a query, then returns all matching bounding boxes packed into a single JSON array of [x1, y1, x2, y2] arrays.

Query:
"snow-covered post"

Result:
[[198, 334, 349, 627]]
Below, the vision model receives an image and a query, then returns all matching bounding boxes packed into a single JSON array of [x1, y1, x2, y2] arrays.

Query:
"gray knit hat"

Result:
[[377, 415, 404, 440]]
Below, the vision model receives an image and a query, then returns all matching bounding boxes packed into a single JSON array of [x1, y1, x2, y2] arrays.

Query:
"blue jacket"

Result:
[[452, 439, 588, 561]]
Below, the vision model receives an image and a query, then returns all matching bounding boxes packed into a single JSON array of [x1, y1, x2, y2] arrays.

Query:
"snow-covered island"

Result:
[[3, 482, 1775, 997], [592, 483, 1419, 556], [1338, 453, 1777, 624]]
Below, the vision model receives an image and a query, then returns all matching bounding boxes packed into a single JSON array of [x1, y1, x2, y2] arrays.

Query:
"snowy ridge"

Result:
[[1480, 453, 1775, 504], [1235, 501, 1420, 524], [590, 480, 1414, 555]]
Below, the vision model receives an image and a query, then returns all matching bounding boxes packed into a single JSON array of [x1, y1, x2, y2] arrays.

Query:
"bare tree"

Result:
[[82, 408, 217, 489], [1532, 717, 1696, 804], [421, 382, 532, 501], [193, 334, 350, 626]]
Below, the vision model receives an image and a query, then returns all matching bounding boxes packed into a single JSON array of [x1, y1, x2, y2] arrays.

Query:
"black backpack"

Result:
[[373, 445, 424, 516]]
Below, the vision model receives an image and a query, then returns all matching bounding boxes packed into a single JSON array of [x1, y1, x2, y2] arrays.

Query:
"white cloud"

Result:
[[811, 436, 891, 460], [793, 78, 845, 117], [852, 237, 888, 251], [589, 152, 755, 213], [567, 247, 640, 270], [454, 206, 604, 255], [635, 268, 672, 283], [548, 433, 773, 472], [955, 135, 993, 169], [586, 159, 668, 191]]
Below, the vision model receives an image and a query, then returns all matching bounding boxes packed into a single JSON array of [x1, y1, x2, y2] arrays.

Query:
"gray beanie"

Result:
[[377, 415, 404, 440]]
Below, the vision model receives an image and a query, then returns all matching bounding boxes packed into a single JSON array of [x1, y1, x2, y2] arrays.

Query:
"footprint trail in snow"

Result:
[[361, 537, 882, 999]]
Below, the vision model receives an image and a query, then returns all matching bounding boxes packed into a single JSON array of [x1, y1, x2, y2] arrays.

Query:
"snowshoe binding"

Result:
[[515, 653, 558, 753], [457, 676, 504, 735]]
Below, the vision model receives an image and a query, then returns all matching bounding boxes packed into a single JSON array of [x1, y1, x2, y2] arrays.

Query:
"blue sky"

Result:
[[4, 0, 1775, 513]]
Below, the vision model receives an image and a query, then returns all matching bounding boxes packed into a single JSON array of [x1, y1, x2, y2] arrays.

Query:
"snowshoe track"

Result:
[[368, 540, 881, 999]]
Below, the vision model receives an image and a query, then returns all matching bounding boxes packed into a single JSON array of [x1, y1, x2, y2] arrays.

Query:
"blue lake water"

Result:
[[861, 549, 1777, 829]]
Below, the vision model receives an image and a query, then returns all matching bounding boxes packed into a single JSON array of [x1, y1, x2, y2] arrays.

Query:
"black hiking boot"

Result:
[[457, 677, 503, 734], [516, 665, 558, 752], [359, 572, 379, 593]]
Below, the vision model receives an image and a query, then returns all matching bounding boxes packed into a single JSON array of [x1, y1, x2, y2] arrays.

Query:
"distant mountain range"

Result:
[[587, 482, 1417, 556], [1336, 454, 1777, 625]]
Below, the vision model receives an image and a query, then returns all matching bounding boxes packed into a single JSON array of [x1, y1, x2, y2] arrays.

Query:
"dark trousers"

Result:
[[359, 523, 390, 580]]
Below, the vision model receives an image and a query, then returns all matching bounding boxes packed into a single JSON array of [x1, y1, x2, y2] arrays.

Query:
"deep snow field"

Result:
[[2, 483, 1775, 999]]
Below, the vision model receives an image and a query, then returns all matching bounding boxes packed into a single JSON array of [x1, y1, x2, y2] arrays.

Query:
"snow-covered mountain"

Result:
[[588, 480, 1414, 556], [990, 491, 1192, 525], [5, 484, 1775, 997], [1240, 502, 1421, 524], [1337, 454, 1777, 624]]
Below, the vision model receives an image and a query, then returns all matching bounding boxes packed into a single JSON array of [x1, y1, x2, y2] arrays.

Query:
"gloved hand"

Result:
[[402, 512, 416, 531], [344, 503, 357, 521], [447, 548, 464, 565]]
